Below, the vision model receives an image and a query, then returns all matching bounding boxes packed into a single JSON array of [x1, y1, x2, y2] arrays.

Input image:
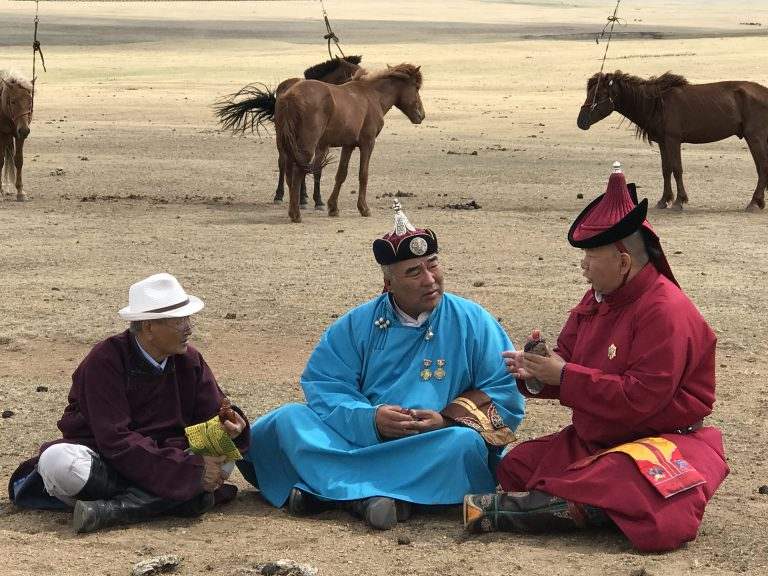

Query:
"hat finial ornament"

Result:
[[612, 160, 623, 173], [392, 200, 416, 236]]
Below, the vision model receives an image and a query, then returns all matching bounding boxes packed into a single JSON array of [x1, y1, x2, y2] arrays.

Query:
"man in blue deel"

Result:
[[238, 201, 525, 530]]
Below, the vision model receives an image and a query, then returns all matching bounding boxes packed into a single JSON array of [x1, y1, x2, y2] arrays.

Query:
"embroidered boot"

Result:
[[464, 490, 610, 533]]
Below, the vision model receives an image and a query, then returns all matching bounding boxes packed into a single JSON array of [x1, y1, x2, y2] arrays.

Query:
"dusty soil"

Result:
[[1, 2, 767, 575]]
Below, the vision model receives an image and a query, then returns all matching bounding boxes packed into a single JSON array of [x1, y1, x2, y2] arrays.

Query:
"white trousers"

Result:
[[37, 443, 234, 506]]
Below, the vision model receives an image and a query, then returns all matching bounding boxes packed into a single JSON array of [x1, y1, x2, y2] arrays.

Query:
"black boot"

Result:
[[464, 490, 611, 533], [286, 487, 336, 516], [73, 486, 212, 534], [348, 497, 413, 530], [75, 454, 128, 501]]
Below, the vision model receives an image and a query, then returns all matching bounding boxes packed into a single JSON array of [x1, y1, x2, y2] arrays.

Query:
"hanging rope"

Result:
[[319, 0, 345, 60], [590, 0, 624, 110], [31, 0, 46, 114]]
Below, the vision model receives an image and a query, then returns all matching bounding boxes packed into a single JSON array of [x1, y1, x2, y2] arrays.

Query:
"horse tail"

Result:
[[312, 149, 335, 174], [2, 139, 15, 186], [275, 95, 311, 172], [214, 83, 276, 134]]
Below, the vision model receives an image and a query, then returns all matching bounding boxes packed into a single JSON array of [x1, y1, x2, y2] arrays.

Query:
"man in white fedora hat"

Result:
[[8, 273, 250, 533]]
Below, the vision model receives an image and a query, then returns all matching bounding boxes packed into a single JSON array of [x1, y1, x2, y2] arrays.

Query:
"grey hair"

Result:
[[380, 264, 393, 279], [128, 320, 145, 335], [619, 230, 649, 267]]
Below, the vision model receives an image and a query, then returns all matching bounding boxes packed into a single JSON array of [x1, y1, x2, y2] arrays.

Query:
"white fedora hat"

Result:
[[118, 273, 204, 321]]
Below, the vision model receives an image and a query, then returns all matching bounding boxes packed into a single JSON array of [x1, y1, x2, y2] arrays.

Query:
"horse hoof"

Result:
[[273, 199, 283, 205], [300, 204, 308, 210], [670, 203, 684, 212], [655, 201, 668, 209], [328, 209, 339, 217], [745, 203, 763, 213], [359, 208, 371, 217], [16, 194, 27, 202]]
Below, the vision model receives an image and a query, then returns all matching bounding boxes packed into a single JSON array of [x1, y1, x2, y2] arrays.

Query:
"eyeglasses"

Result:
[[161, 316, 193, 332]]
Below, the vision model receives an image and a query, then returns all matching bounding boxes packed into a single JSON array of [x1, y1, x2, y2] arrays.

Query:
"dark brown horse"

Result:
[[0, 70, 33, 202], [275, 63, 425, 223], [577, 70, 768, 211], [215, 56, 362, 209]]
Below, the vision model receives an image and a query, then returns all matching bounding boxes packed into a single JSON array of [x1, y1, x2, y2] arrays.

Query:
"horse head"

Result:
[[305, 55, 363, 85], [388, 64, 425, 124], [0, 74, 33, 139], [577, 72, 619, 130]]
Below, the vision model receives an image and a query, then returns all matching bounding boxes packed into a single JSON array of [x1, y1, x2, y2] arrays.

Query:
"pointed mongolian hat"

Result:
[[568, 161, 678, 286], [373, 200, 438, 265]]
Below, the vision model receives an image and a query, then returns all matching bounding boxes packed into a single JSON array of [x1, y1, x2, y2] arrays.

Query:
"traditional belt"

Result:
[[674, 420, 703, 435]]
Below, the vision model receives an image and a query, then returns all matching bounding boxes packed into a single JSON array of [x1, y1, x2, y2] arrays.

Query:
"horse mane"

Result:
[[359, 63, 423, 88], [591, 70, 689, 142], [0, 69, 33, 92], [304, 55, 363, 80]]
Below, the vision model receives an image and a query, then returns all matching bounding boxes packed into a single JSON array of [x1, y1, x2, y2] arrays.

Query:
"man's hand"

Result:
[[409, 409, 447, 433], [201, 455, 226, 492], [220, 410, 247, 439], [375, 405, 419, 439], [502, 349, 565, 386]]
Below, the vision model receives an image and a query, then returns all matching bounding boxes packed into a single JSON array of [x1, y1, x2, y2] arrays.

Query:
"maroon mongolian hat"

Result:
[[568, 161, 678, 286], [373, 200, 438, 265]]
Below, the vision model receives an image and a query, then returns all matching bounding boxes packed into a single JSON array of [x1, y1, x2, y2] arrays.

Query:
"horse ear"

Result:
[[415, 66, 421, 72], [387, 64, 392, 70]]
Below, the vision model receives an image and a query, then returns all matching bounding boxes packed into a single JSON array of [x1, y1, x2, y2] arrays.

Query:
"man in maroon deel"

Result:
[[464, 162, 728, 552], [8, 273, 250, 533]]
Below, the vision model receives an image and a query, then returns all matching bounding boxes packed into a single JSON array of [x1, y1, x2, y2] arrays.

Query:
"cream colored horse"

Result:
[[0, 70, 33, 201]]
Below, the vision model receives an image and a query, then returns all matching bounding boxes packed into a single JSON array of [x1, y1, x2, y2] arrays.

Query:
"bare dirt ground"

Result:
[[1, 2, 768, 575]]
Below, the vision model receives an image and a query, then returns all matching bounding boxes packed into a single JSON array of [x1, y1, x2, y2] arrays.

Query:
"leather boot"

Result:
[[73, 486, 208, 534], [286, 487, 336, 516], [348, 497, 413, 530], [74, 454, 128, 501], [464, 490, 611, 533]]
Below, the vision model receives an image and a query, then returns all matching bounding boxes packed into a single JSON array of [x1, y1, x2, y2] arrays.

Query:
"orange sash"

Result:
[[568, 436, 705, 498]]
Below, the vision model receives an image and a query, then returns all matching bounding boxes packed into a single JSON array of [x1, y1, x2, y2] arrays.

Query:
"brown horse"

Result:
[[0, 70, 33, 202], [215, 56, 362, 208], [275, 63, 424, 223], [577, 70, 768, 212]]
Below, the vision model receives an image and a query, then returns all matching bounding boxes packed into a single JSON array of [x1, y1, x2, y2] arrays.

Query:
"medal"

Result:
[[421, 358, 433, 380], [434, 359, 446, 379], [608, 343, 617, 360]]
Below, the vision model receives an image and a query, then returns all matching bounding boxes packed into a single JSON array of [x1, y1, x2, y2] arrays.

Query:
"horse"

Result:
[[577, 70, 768, 212], [215, 55, 362, 209], [0, 70, 33, 202], [275, 63, 425, 223]]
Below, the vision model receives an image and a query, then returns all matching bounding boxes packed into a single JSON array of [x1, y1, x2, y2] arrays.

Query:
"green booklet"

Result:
[[185, 415, 242, 461]]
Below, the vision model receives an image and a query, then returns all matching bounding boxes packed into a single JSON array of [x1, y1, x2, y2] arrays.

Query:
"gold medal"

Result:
[[608, 343, 617, 360], [420, 368, 433, 380], [434, 367, 446, 379]]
